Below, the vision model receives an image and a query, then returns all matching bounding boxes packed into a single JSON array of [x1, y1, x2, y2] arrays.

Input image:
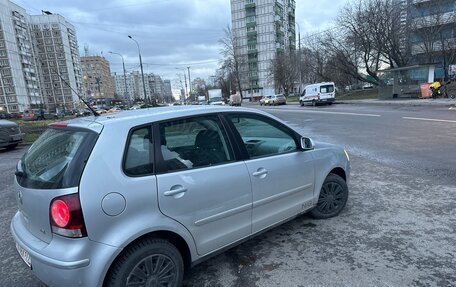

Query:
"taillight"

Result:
[[50, 194, 87, 238]]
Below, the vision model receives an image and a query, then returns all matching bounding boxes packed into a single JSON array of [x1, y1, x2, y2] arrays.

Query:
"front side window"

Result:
[[124, 126, 153, 176], [228, 114, 297, 158], [158, 115, 233, 172]]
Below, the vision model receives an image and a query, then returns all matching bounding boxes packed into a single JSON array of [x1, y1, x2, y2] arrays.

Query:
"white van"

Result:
[[299, 82, 336, 106]]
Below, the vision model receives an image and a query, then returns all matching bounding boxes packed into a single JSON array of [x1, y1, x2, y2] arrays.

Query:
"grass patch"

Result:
[[337, 89, 379, 101], [12, 119, 63, 144], [287, 95, 299, 102]]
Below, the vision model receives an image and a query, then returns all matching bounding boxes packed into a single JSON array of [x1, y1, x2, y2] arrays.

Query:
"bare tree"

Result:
[[270, 51, 298, 96], [219, 26, 245, 98]]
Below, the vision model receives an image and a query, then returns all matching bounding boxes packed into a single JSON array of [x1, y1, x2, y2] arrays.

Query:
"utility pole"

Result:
[[184, 72, 188, 102], [187, 66, 192, 96]]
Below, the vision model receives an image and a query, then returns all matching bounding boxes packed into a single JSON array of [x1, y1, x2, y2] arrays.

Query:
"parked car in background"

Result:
[[300, 82, 336, 106], [11, 106, 349, 287], [22, 109, 61, 121], [0, 111, 13, 119], [229, 93, 242, 106], [75, 109, 92, 117], [268, 94, 287, 106], [259, 95, 272, 106], [107, 107, 122, 113], [0, 120, 24, 150]]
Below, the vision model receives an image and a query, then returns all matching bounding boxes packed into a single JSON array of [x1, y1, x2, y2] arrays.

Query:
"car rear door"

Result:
[[320, 84, 335, 100], [225, 113, 315, 234], [155, 114, 252, 256], [14, 125, 100, 244]]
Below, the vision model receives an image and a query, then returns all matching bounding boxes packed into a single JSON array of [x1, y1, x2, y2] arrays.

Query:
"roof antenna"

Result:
[[58, 74, 99, 117]]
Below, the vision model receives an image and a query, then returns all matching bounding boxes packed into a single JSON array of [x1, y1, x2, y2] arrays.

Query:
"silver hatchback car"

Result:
[[11, 106, 349, 287]]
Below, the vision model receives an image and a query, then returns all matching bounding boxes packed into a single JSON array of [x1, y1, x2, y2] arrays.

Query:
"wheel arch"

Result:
[[102, 229, 192, 286], [329, 167, 346, 182]]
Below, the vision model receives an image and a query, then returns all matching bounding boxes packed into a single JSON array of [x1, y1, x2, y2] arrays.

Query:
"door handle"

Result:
[[164, 187, 187, 197], [253, 168, 268, 177]]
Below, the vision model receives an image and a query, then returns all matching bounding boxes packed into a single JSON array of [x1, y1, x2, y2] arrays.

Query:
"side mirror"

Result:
[[300, 137, 315, 151]]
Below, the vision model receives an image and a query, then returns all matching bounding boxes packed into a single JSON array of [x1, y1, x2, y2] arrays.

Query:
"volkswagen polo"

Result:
[[11, 106, 349, 287]]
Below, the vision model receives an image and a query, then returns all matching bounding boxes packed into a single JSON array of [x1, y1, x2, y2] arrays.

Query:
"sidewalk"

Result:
[[337, 98, 456, 107]]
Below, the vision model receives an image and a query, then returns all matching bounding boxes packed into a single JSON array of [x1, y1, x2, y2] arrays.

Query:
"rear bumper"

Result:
[[300, 97, 335, 103], [0, 133, 23, 147], [10, 212, 120, 287]]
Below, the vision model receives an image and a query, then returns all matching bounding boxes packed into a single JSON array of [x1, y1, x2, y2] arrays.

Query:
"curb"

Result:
[[336, 100, 456, 108]]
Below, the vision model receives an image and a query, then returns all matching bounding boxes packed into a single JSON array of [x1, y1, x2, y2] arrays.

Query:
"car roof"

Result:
[[64, 106, 275, 133]]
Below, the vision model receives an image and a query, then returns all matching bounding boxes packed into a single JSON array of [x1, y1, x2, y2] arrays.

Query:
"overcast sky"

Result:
[[14, 0, 349, 86]]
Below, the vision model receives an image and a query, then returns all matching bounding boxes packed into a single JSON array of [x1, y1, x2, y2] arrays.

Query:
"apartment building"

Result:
[[81, 56, 115, 100], [0, 0, 82, 113], [0, 0, 41, 113], [113, 71, 167, 102], [113, 72, 134, 102], [30, 13, 83, 112], [408, 0, 456, 78], [231, 0, 296, 98]]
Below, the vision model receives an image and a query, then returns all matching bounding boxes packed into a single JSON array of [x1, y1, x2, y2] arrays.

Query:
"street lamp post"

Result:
[[175, 68, 188, 102], [128, 35, 148, 103], [109, 51, 129, 106]]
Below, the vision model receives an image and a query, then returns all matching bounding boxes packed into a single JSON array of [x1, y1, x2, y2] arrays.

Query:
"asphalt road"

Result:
[[1, 103, 455, 286]]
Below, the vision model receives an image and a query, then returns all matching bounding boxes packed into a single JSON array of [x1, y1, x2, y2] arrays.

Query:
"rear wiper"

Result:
[[16, 160, 27, 178], [15, 170, 25, 178]]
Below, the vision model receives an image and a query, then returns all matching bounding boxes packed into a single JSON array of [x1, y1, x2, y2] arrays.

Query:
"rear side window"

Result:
[[320, 85, 334, 93], [124, 126, 154, 176], [18, 128, 97, 189], [157, 116, 233, 172]]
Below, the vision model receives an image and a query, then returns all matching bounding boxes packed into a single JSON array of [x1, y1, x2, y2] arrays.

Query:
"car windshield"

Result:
[[19, 128, 97, 189]]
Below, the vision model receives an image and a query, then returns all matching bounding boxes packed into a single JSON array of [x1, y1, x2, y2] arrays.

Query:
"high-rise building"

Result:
[[0, 0, 82, 113], [112, 71, 168, 102], [30, 13, 83, 112], [230, 0, 296, 98], [163, 79, 172, 98], [408, 0, 456, 78], [0, 0, 41, 113], [81, 56, 115, 100], [113, 72, 134, 102]]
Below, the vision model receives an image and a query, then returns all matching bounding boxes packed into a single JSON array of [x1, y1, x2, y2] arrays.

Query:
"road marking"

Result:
[[403, 117, 456, 123], [269, 108, 381, 117]]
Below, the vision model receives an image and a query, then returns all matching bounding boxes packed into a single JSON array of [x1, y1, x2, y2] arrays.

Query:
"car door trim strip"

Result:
[[194, 203, 251, 226], [252, 183, 313, 208]]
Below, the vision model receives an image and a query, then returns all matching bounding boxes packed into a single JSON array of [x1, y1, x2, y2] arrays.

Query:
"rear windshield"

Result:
[[17, 127, 98, 189], [320, 85, 335, 93]]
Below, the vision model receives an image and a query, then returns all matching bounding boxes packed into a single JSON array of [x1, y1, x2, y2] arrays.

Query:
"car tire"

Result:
[[105, 238, 184, 287], [300, 101, 304, 107], [310, 173, 348, 219]]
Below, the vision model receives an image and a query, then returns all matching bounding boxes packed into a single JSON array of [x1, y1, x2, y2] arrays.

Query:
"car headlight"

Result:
[[344, 149, 350, 161]]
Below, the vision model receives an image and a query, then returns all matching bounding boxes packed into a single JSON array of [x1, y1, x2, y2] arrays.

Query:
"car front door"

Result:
[[155, 115, 252, 256], [226, 113, 315, 233]]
